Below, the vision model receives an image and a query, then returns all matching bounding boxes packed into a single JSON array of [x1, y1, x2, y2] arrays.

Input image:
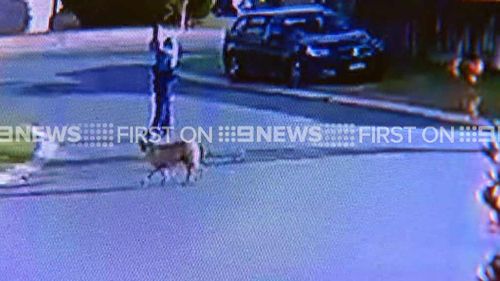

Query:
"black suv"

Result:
[[222, 5, 385, 87]]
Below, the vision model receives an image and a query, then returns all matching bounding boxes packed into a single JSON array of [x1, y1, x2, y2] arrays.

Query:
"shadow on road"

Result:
[[0, 146, 481, 200], [0, 184, 141, 200], [20, 64, 449, 127]]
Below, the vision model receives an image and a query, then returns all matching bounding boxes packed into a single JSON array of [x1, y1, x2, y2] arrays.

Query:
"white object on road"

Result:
[[0, 125, 60, 186]]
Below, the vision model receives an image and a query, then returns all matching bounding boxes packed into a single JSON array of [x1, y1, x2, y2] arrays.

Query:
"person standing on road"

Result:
[[147, 37, 179, 141]]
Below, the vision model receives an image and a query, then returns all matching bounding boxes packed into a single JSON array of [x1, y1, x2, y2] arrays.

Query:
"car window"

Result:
[[242, 16, 268, 37], [281, 14, 323, 34], [268, 23, 283, 36], [232, 18, 248, 34], [280, 13, 350, 34], [283, 17, 307, 26], [248, 16, 267, 26], [323, 15, 351, 32]]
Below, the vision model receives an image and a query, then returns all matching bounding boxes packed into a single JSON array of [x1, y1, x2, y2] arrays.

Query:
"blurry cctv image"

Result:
[[5, 0, 500, 280]]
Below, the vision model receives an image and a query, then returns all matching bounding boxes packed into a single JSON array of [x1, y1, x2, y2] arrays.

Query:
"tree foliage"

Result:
[[0, 0, 30, 34], [354, 0, 431, 23], [62, 0, 212, 27]]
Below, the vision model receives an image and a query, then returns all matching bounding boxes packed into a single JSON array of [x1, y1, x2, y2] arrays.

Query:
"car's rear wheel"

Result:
[[287, 59, 303, 88]]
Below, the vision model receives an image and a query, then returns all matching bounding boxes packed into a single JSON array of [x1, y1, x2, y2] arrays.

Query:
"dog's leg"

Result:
[[184, 163, 195, 185], [141, 168, 160, 187], [196, 166, 203, 181], [191, 162, 203, 181], [161, 172, 167, 187], [161, 169, 171, 187]]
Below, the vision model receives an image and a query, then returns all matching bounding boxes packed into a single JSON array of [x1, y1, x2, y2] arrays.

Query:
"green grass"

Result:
[[377, 62, 450, 93], [194, 14, 235, 30], [0, 140, 34, 165], [478, 75, 500, 116], [181, 53, 223, 76], [0, 122, 35, 167], [0, 107, 37, 166], [376, 63, 500, 115]]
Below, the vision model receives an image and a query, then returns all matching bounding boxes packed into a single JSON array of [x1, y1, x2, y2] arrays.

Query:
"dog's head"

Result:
[[139, 138, 153, 153]]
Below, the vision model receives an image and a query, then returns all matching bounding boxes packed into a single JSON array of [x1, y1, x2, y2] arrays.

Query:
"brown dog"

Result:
[[140, 139, 205, 186]]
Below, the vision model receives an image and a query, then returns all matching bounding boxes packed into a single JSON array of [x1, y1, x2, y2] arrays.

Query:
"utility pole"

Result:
[[48, 0, 59, 31]]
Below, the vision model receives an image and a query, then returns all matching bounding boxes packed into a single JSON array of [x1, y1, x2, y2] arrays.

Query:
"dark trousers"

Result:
[[148, 71, 174, 139]]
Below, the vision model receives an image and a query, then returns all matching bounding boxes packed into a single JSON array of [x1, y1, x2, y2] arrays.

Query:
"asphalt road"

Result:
[[0, 34, 495, 281]]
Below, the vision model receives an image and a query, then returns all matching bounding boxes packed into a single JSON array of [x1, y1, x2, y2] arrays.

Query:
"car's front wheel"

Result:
[[287, 58, 303, 88], [226, 55, 243, 82]]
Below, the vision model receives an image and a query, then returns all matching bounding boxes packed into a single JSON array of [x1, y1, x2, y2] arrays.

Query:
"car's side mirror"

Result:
[[229, 29, 239, 37]]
